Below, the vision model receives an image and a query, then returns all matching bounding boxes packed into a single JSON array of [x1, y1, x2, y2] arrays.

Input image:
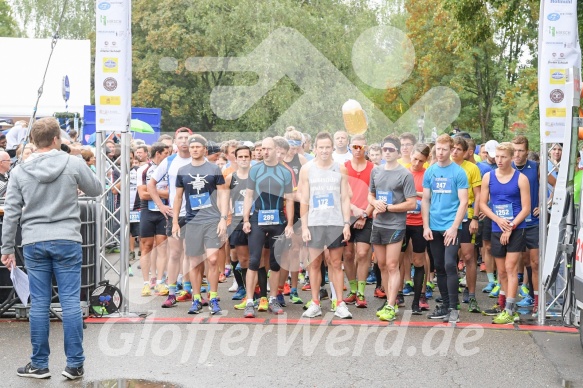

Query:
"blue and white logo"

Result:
[[98, 2, 111, 10], [547, 13, 560, 21], [551, 71, 564, 80]]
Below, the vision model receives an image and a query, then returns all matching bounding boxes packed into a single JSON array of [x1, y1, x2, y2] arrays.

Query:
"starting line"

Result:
[[1, 316, 575, 333]]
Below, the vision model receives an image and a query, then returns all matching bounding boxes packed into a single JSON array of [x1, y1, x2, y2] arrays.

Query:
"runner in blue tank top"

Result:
[[480, 142, 530, 325]]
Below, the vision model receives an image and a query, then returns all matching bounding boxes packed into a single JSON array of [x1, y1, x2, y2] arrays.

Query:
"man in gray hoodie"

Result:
[[0, 117, 102, 380]]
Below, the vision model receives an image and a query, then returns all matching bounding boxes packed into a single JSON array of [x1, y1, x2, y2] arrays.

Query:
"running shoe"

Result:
[[176, 290, 192, 302], [396, 293, 405, 307], [427, 305, 449, 319], [302, 283, 311, 291], [218, 273, 227, 283], [202, 277, 208, 285], [228, 279, 238, 292], [411, 305, 422, 315], [290, 291, 303, 304], [425, 287, 433, 299], [374, 287, 387, 299], [488, 284, 500, 298], [188, 299, 202, 314], [356, 293, 368, 308], [149, 277, 157, 289], [443, 309, 460, 323], [459, 276, 467, 288], [303, 299, 312, 310], [480, 262, 486, 272], [62, 366, 84, 380], [330, 299, 337, 312], [155, 283, 169, 296], [269, 299, 284, 315], [376, 301, 387, 317], [319, 288, 329, 301], [378, 304, 396, 321], [458, 260, 464, 271], [128, 266, 134, 277], [232, 287, 246, 301], [244, 302, 256, 318], [17, 362, 51, 379], [419, 295, 430, 311], [209, 298, 221, 315], [253, 285, 261, 301], [519, 284, 530, 299], [343, 292, 357, 304], [201, 297, 209, 306], [141, 284, 152, 297], [258, 297, 269, 312], [492, 310, 514, 324], [302, 302, 322, 318], [517, 295, 534, 308], [298, 272, 306, 284], [462, 287, 469, 303], [161, 295, 177, 308], [482, 304, 501, 316], [334, 301, 352, 319], [224, 266, 232, 278], [468, 297, 481, 313], [276, 292, 287, 307], [366, 269, 376, 285], [234, 299, 247, 310], [402, 281, 414, 296], [482, 281, 496, 293], [283, 283, 291, 296]]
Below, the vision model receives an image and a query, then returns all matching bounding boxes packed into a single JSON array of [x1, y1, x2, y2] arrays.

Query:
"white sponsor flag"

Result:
[[538, 0, 581, 143], [95, 0, 132, 132]]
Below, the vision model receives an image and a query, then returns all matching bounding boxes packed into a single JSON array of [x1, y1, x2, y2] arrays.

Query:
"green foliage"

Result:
[[0, 0, 20, 37], [11, 0, 94, 39], [132, 0, 382, 137]]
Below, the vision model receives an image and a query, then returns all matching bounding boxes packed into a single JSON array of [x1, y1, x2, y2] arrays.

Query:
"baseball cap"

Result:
[[206, 140, 220, 155], [188, 135, 207, 147], [484, 140, 499, 158], [175, 127, 192, 137]]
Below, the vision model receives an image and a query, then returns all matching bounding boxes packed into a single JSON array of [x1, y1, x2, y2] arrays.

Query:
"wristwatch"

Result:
[[509, 222, 515, 228], [362, 213, 368, 219], [221, 215, 228, 220], [472, 216, 479, 221]]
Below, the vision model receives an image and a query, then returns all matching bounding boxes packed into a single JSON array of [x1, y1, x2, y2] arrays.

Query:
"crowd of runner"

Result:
[[119, 126, 553, 324]]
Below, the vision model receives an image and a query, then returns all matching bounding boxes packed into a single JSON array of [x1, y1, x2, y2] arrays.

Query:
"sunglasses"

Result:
[[382, 147, 397, 153], [351, 145, 366, 150]]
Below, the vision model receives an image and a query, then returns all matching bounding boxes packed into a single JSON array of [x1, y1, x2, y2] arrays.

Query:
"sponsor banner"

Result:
[[538, 0, 580, 143], [95, 0, 132, 132]]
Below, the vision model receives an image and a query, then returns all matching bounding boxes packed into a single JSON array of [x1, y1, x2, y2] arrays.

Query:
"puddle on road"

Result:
[[85, 379, 181, 388]]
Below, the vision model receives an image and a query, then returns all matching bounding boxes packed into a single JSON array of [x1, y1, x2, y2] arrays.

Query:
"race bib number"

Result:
[[130, 211, 141, 223], [408, 199, 421, 214], [432, 177, 452, 194], [148, 200, 160, 212], [234, 201, 254, 217], [189, 192, 211, 211], [376, 190, 393, 204], [258, 209, 280, 225], [312, 193, 334, 210], [493, 204, 513, 220]]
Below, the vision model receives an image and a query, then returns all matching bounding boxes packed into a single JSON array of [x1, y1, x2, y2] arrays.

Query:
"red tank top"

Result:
[[345, 160, 374, 211]]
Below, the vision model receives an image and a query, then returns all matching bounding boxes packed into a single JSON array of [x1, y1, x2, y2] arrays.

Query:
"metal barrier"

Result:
[[0, 197, 98, 318]]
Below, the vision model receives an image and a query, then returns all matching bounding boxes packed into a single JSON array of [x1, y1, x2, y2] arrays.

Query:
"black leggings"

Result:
[[248, 223, 286, 272], [429, 231, 459, 310]]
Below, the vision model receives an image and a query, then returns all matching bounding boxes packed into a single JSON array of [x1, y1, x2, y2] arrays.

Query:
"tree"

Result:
[[0, 0, 20, 37], [132, 0, 383, 139], [10, 0, 94, 39]]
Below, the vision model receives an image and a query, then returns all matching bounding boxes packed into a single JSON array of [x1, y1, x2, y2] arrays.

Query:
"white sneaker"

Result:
[[228, 279, 238, 292], [334, 301, 352, 319], [459, 276, 467, 287], [302, 302, 322, 318]]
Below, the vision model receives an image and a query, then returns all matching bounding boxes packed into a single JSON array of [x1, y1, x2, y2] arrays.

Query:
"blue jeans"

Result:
[[24, 240, 85, 369]]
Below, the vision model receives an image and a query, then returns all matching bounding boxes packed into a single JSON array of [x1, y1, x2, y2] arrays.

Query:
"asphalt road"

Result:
[[0, 263, 582, 387]]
